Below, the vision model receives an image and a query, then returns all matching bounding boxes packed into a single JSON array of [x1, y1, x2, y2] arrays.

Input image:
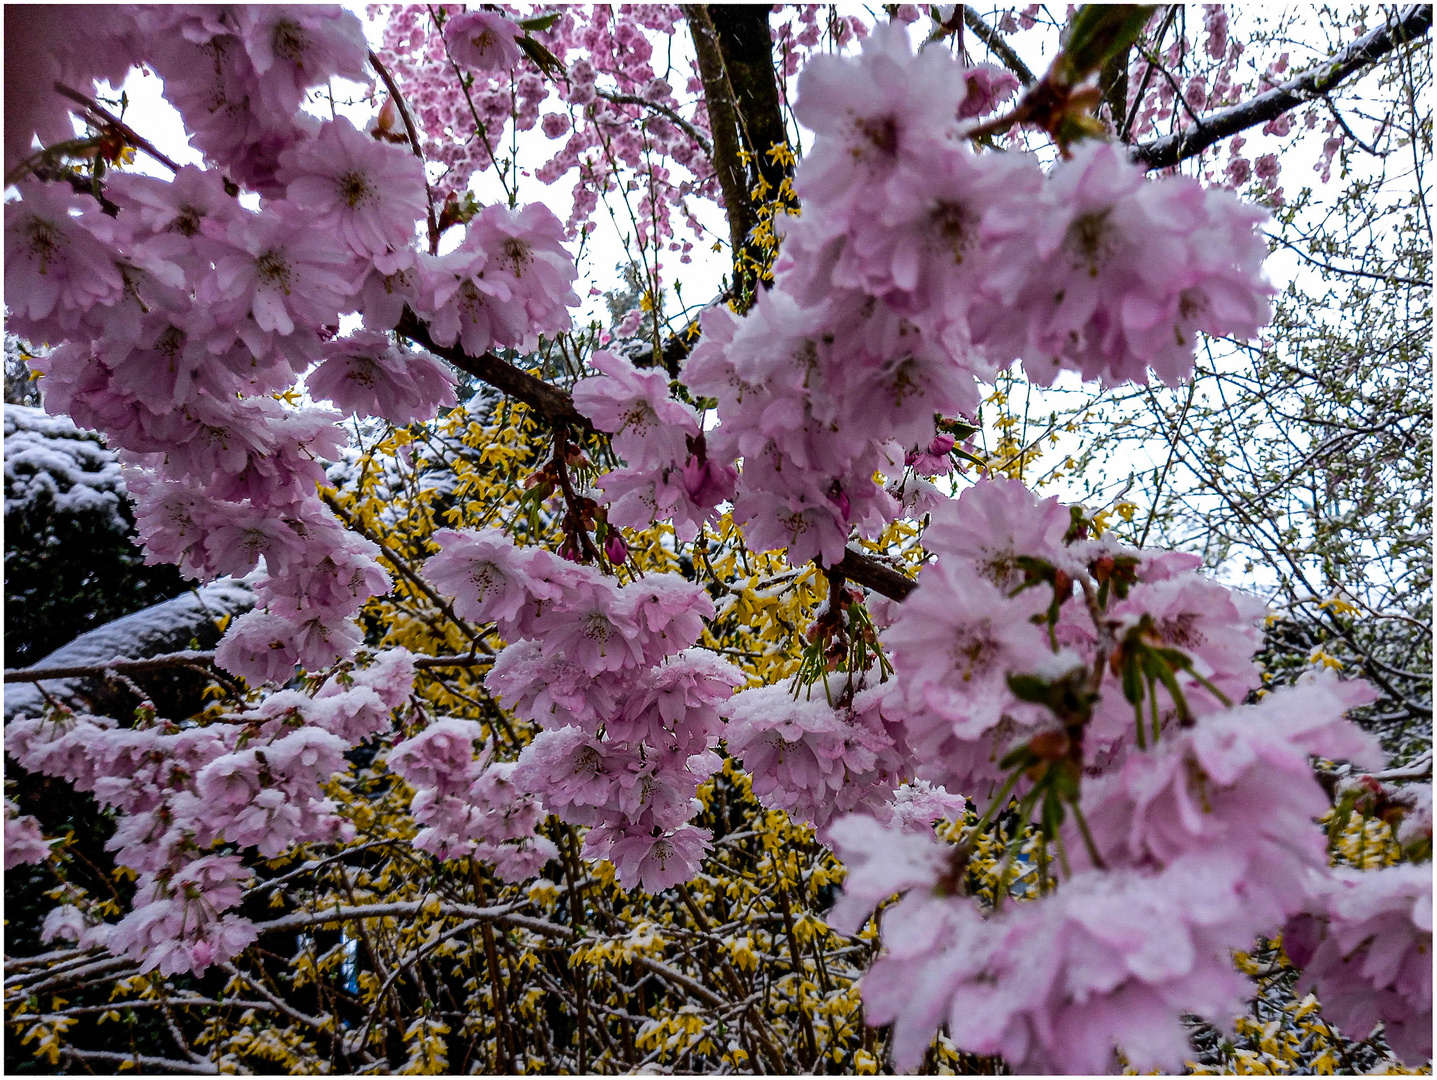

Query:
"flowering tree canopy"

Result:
[[3, 4, 1431, 1075]]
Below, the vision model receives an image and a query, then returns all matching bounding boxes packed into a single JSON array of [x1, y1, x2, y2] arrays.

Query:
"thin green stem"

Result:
[[1069, 799, 1107, 871], [966, 767, 1025, 844]]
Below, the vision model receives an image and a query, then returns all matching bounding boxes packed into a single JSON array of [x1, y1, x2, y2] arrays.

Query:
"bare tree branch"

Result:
[[395, 308, 595, 433], [1132, 6, 1433, 170], [60, 1048, 218, 1075], [5, 650, 219, 685], [53, 81, 182, 173], [597, 89, 714, 158], [368, 49, 440, 252]]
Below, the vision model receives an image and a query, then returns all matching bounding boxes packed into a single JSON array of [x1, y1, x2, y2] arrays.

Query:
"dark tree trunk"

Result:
[[684, 4, 792, 303]]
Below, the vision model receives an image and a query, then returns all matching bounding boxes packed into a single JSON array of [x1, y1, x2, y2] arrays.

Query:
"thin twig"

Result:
[[961, 7, 1036, 85], [1131, 6, 1433, 169], [597, 90, 714, 158], [321, 490, 489, 650], [53, 81, 182, 173], [368, 49, 441, 252]]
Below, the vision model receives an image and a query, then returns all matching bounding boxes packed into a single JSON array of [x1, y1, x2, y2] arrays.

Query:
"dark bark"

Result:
[[708, 5, 791, 201], [1132, 5, 1433, 170], [683, 4, 755, 261], [832, 548, 918, 602], [395, 308, 594, 434], [684, 5, 793, 302], [1099, 47, 1130, 133]]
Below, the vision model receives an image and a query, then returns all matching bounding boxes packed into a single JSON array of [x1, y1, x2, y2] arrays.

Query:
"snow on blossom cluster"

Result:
[[721, 683, 912, 832], [5, 5, 578, 686], [1284, 863, 1432, 1064], [423, 529, 745, 891], [571, 350, 735, 541], [809, 478, 1430, 1072], [385, 716, 556, 880], [671, 24, 1273, 568], [5, 649, 417, 976]]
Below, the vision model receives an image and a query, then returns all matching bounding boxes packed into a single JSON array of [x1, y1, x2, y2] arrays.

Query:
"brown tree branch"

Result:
[[59, 1049, 217, 1076], [53, 81, 182, 173], [395, 308, 594, 433], [831, 548, 918, 601], [596, 89, 714, 159], [320, 488, 490, 651], [2, 651, 494, 687], [1131, 5, 1433, 170]]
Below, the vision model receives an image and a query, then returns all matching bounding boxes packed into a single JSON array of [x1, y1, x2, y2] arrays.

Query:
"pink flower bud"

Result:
[[376, 96, 399, 134], [605, 532, 629, 565]]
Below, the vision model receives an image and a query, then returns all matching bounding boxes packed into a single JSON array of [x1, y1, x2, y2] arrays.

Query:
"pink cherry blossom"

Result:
[[308, 331, 456, 425], [572, 349, 699, 466], [924, 477, 1074, 589], [4, 800, 52, 868], [601, 823, 712, 893], [203, 209, 355, 339], [445, 9, 524, 73], [958, 63, 1021, 119], [1286, 863, 1432, 1064], [214, 610, 302, 685], [278, 117, 429, 262], [980, 140, 1273, 387], [426, 528, 568, 635], [882, 560, 1053, 794], [387, 717, 485, 797], [234, 6, 370, 118], [5, 182, 126, 344], [793, 22, 966, 211]]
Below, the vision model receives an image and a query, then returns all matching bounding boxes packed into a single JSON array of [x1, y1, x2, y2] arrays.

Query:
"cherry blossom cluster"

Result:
[[6, 5, 580, 686], [3, 799, 52, 870], [424, 528, 745, 891], [814, 478, 1428, 1071], [1283, 863, 1432, 1064], [721, 683, 910, 832], [374, 3, 717, 262], [886, 479, 1267, 797], [5, 649, 416, 976], [386, 716, 557, 879], [571, 350, 735, 542], [679, 24, 1271, 568]]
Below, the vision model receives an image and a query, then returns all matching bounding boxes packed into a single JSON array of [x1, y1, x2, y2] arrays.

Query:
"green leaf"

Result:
[[1057, 5, 1159, 87], [1041, 790, 1066, 840], [1121, 650, 1143, 705], [518, 13, 561, 32], [517, 35, 565, 77], [1006, 673, 1054, 705], [1048, 761, 1080, 800], [936, 418, 979, 441]]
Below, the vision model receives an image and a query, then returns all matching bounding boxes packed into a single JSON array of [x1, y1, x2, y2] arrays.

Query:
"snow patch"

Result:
[[4, 580, 255, 721]]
